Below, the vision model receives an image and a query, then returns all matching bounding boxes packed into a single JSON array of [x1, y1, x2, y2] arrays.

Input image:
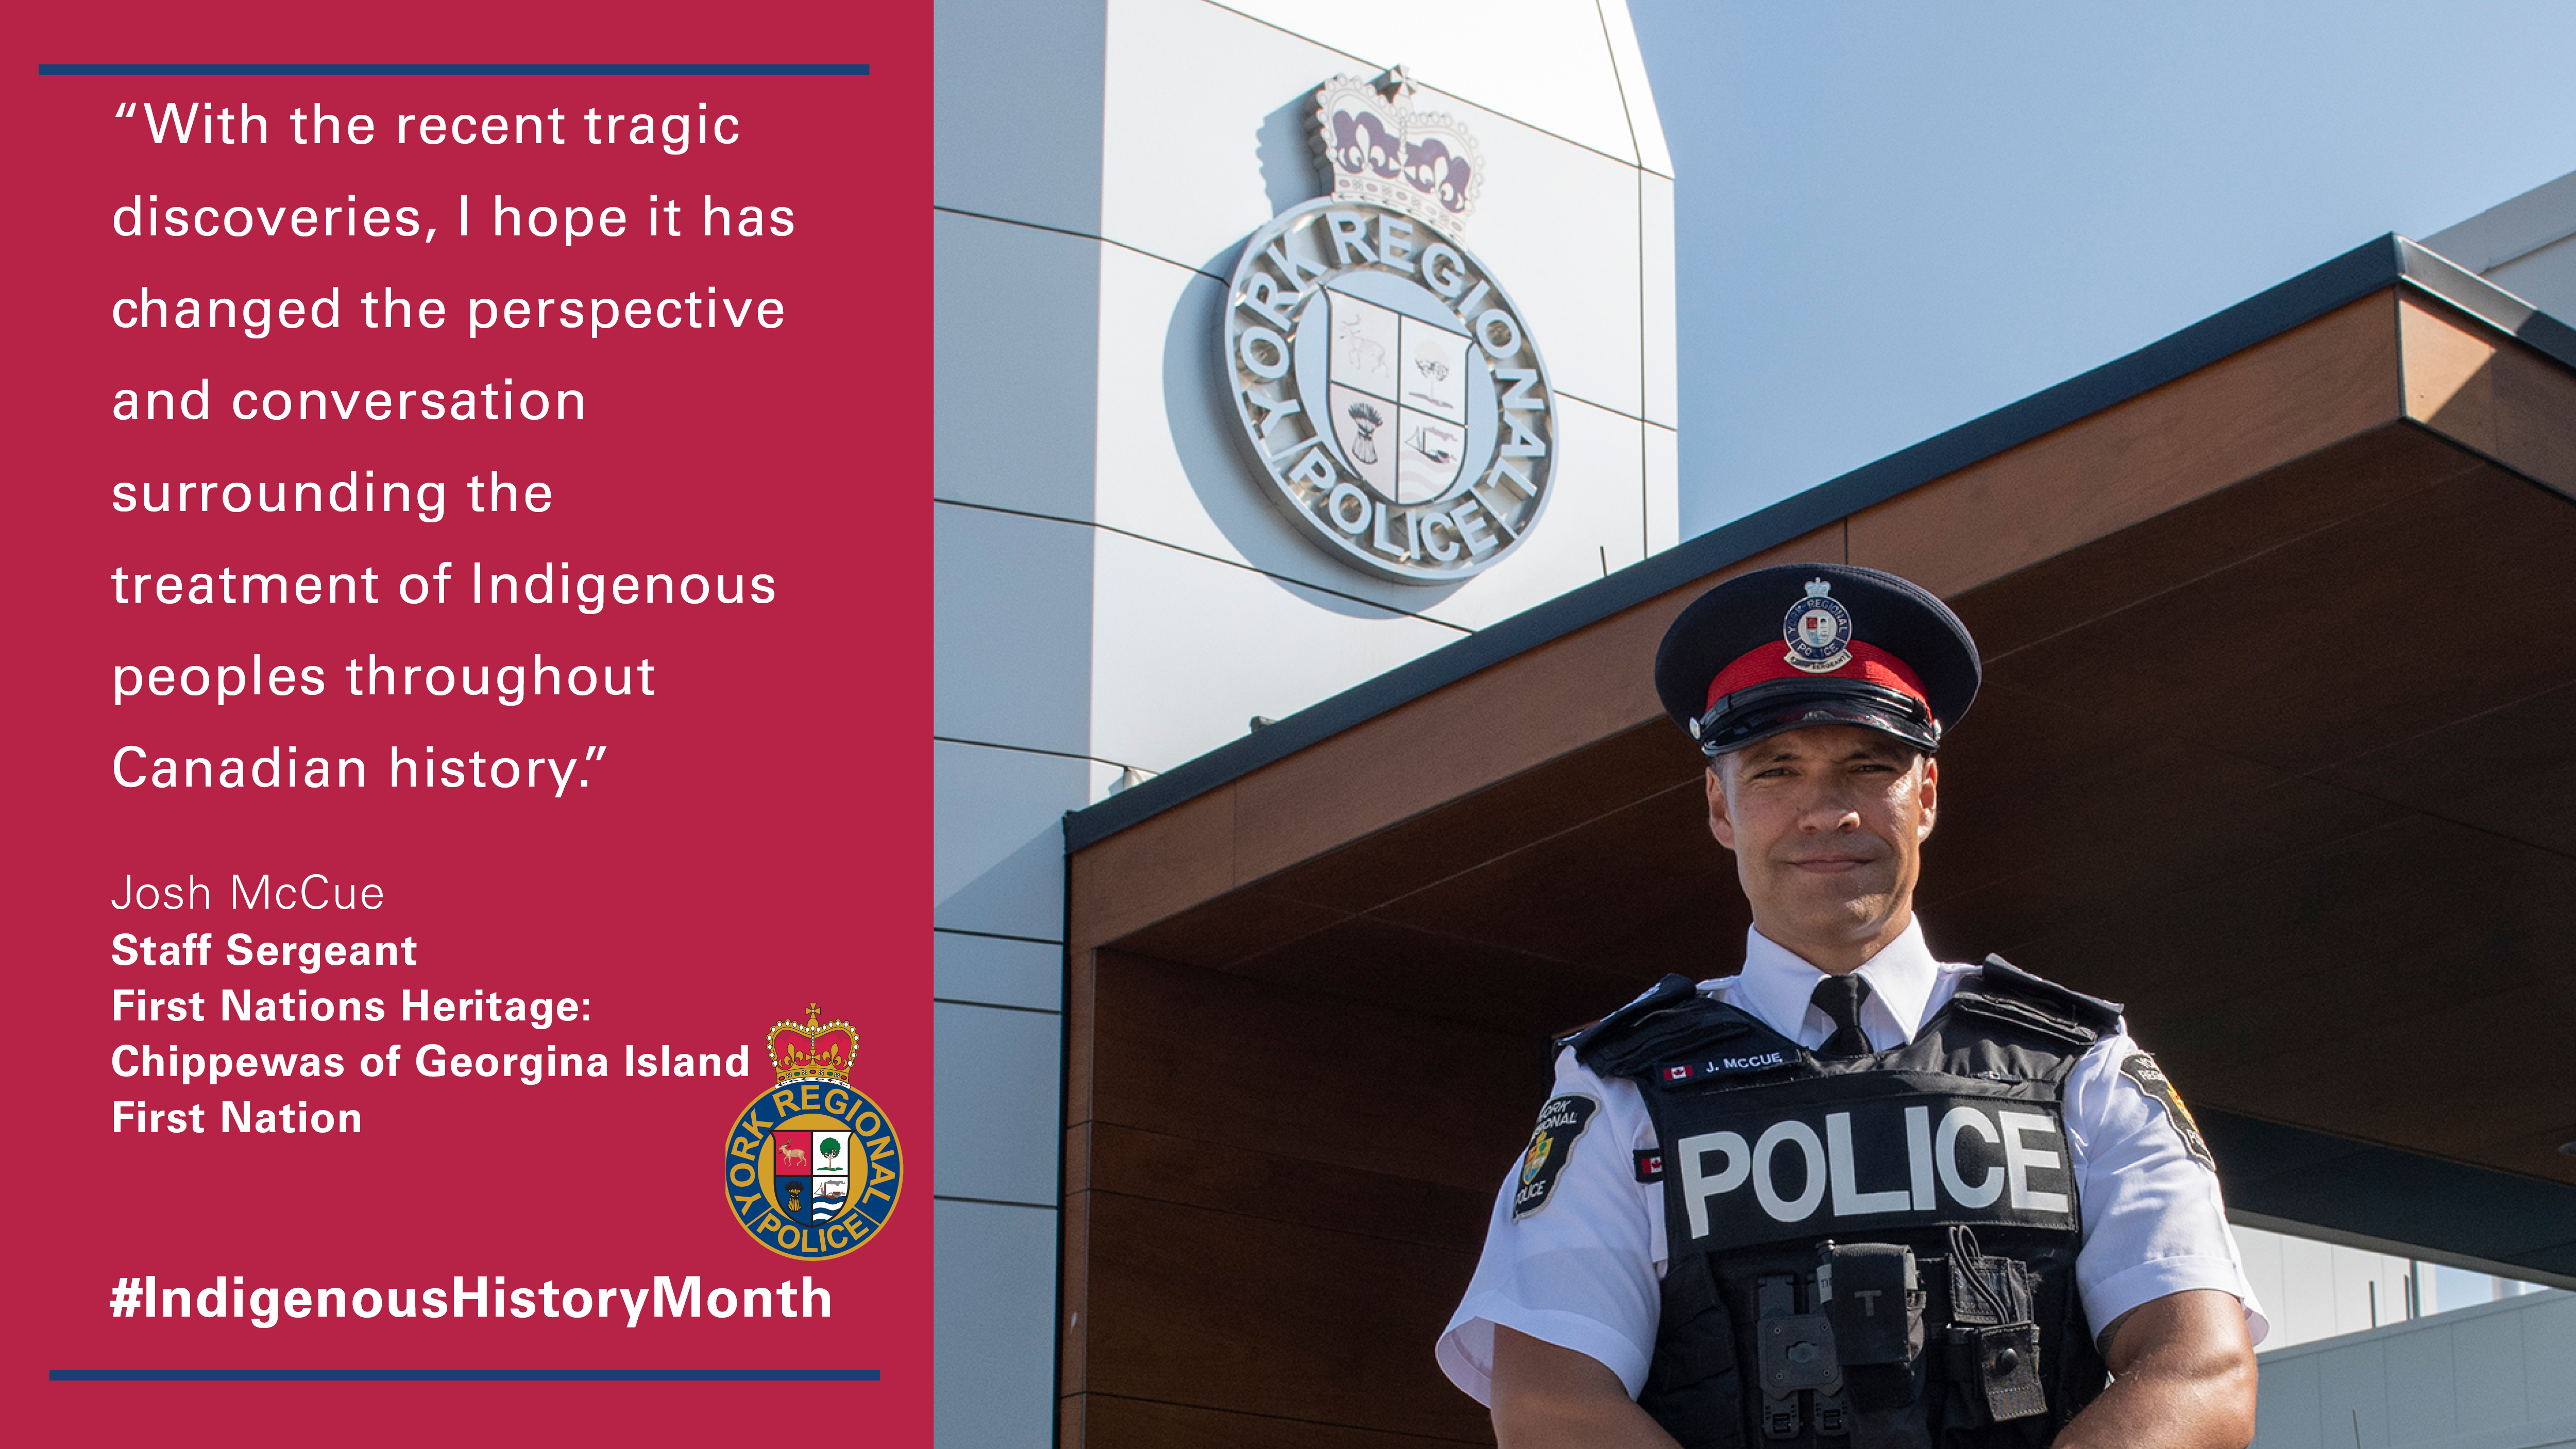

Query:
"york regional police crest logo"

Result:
[[1222, 72, 1558, 583], [1784, 578, 1856, 673], [1512, 1094, 1596, 1218], [722, 1004, 904, 1260]]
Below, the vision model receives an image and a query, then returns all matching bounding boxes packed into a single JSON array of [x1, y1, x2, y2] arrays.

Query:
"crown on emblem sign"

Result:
[[1805, 579, 1833, 598], [768, 1003, 858, 1085], [1312, 68, 1486, 234]]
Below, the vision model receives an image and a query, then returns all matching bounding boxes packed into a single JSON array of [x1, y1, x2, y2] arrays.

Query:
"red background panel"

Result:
[[4, 3, 933, 1441]]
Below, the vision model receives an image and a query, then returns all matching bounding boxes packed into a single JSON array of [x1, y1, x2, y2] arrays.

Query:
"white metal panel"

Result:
[[935, 740, 1109, 939], [1640, 166, 1678, 427], [936, 929, 1065, 1013], [2453, 1306, 2533, 1436], [2241, 1225, 2290, 1338], [2327, 1244, 2395, 1339], [2312, 1336, 2392, 1448], [936, 0, 1110, 233], [936, 1001, 1066, 1206], [2485, 233, 2576, 323], [2382, 1314, 2461, 1445], [1464, 103, 1645, 416], [2529, 1297, 2576, 1422], [935, 1198, 1061, 1448], [1084, 528, 1466, 773], [1645, 419, 1679, 555], [1217, 0, 1646, 167], [2252, 1294, 2576, 1449], [936, 503, 1096, 757], [936, 213, 1104, 520], [2421, 169, 2576, 274], [2258, 1349, 2327, 1449], [1098, 0, 1348, 274], [2278, 1232, 2342, 1348], [1086, 245, 1357, 580], [1594, 0, 1672, 177]]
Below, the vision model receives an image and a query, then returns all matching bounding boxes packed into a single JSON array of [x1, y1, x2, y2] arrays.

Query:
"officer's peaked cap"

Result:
[[1654, 562, 1979, 758]]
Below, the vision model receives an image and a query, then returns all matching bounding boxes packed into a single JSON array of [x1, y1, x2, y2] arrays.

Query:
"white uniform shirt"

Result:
[[1435, 920, 2267, 1405]]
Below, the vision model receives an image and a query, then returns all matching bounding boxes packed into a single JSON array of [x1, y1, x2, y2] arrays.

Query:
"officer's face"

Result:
[[1706, 725, 1937, 960]]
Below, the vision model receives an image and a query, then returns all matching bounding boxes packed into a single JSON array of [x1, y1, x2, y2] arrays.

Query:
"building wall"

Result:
[[2423, 168, 2576, 322], [2249, 1290, 2575, 1449], [2234, 1222, 2555, 1354], [934, 3, 1678, 1441]]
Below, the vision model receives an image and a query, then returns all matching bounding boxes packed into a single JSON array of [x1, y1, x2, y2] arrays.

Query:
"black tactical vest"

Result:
[[1573, 958, 2120, 1449]]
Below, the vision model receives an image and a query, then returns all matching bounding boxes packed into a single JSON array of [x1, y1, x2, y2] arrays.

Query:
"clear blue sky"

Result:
[[1626, 1, 2576, 539]]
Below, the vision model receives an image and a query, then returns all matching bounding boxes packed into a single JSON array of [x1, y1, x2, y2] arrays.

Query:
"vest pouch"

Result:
[[1642, 1252, 1747, 1449], [1819, 1244, 1930, 1449], [1944, 1248, 2032, 1327], [1821, 1243, 1921, 1367], [1972, 1323, 2045, 1423], [1752, 1274, 1834, 1440], [1936, 1231, 2047, 1429]]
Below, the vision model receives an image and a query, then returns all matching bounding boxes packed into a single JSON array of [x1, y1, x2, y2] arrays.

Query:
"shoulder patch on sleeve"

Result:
[[1512, 1094, 1599, 1218], [2119, 1051, 2217, 1173]]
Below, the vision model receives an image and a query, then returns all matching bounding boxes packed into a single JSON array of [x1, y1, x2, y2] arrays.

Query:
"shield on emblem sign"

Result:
[[1320, 287, 1475, 506], [1394, 317, 1470, 503], [808, 1131, 853, 1223], [1324, 291, 1403, 499], [1328, 384, 1399, 498], [772, 1129, 814, 1177], [771, 1129, 815, 1225], [810, 1170, 852, 1223]]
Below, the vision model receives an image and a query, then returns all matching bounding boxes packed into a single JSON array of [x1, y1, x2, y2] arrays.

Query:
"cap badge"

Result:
[[1782, 578, 1854, 673]]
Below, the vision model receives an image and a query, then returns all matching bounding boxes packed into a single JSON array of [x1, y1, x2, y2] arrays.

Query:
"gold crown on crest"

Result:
[[768, 1003, 858, 1085], [1313, 69, 1485, 234]]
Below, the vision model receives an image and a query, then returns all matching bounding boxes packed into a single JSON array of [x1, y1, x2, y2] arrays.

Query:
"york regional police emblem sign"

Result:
[[1223, 73, 1558, 583], [722, 1004, 904, 1260]]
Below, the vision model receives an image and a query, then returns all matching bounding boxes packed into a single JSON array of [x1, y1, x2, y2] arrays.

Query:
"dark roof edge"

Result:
[[2200, 1105, 2576, 1284], [1066, 235, 2572, 853]]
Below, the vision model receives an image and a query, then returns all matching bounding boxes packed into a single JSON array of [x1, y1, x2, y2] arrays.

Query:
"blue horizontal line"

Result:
[[50, 1368, 880, 1382], [39, 64, 869, 77]]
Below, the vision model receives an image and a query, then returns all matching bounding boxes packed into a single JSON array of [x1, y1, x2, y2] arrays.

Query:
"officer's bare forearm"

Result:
[[1489, 1325, 1682, 1449], [2053, 1290, 2257, 1449]]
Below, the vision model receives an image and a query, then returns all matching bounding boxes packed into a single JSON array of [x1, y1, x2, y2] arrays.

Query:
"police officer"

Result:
[[1436, 564, 2264, 1449]]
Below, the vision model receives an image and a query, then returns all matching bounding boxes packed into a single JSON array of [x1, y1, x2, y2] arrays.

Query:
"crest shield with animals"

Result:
[[1319, 286, 1472, 505]]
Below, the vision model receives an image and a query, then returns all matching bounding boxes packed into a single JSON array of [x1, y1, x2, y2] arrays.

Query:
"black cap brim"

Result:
[[1694, 679, 1941, 756]]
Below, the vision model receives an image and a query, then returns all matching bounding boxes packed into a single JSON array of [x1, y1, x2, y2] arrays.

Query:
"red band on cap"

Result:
[[1704, 640, 1930, 714]]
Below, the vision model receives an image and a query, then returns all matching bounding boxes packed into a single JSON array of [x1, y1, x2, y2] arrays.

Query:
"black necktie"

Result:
[[1811, 975, 1874, 1058]]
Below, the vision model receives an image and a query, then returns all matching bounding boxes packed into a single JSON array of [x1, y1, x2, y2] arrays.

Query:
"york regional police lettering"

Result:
[[1666, 1094, 2074, 1249]]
